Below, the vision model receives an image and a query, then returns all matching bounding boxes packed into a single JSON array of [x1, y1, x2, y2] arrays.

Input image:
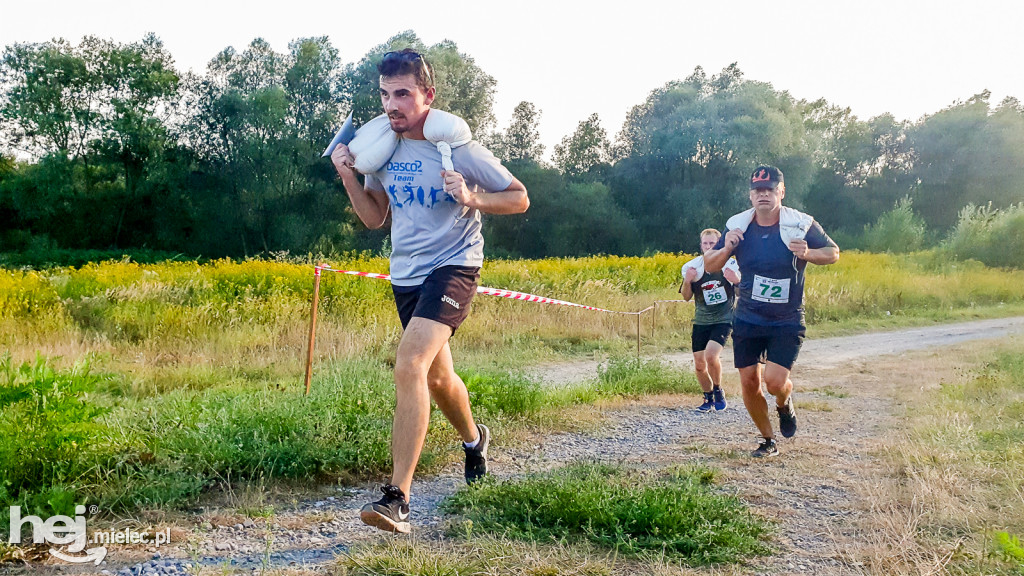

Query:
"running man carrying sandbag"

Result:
[[330, 49, 529, 533], [704, 166, 839, 458]]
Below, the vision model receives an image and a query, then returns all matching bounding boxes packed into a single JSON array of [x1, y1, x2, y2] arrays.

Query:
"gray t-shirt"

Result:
[[364, 138, 513, 286]]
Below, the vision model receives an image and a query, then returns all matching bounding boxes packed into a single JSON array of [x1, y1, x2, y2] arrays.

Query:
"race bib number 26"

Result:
[[703, 286, 728, 305], [751, 275, 790, 304]]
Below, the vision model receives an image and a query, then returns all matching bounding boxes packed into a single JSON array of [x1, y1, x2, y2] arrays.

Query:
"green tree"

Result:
[[801, 102, 914, 235], [945, 203, 1024, 268], [906, 92, 1024, 231], [552, 113, 610, 178], [495, 101, 545, 163], [0, 38, 102, 159], [610, 64, 811, 252], [92, 34, 180, 247], [0, 35, 182, 249], [186, 38, 329, 254], [285, 37, 347, 152]]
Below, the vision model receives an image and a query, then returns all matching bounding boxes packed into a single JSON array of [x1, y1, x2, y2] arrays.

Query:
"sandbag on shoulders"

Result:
[[348, 109, 473, 175], [726, 207, 814, 245], [423, 109, 472, 171], [682, 255, 705, 279], [349, 114, 399, 174]]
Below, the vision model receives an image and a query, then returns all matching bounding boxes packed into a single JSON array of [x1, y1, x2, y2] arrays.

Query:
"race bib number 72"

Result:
[[751, 275, 790, 304]]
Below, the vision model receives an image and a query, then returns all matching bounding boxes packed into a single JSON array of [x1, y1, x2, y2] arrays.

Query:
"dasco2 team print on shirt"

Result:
[[364, 139, 512, 287]]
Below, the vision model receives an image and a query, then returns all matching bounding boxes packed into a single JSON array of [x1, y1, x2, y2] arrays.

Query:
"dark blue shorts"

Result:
[[392, 265, 479, 333], [731, 320, 805, 370]]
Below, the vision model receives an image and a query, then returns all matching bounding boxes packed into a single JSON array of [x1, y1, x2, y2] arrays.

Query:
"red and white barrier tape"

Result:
[[316, 265, 638, 315]]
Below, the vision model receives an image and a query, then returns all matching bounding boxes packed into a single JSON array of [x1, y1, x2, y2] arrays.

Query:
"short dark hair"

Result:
[[378, 49, 434, 92]]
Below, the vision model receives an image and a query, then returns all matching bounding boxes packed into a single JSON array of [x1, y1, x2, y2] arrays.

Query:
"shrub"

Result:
[[862, 196, 929, 253], [946, 202, 1024, 268]]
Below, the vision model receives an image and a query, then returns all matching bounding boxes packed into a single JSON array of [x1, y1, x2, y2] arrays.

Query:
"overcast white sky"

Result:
[[2, 0, 1022, 159]]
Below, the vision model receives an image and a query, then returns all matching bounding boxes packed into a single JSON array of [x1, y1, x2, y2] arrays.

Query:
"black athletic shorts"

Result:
[[691, 323, 732, 353], [392, 265, 480, 332], [731, 319, 805, 370]]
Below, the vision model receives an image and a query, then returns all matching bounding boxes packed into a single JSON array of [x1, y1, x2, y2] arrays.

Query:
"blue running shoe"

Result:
[[694, 392, 715, 413], [713, 387, 727, 411]]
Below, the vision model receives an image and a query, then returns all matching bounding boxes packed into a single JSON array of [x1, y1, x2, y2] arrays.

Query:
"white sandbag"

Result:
[[681, 255, 705, 280], [348, 109, 472, 175], [423, 109, 472, 171], [682, 255, 739, 280], [726, 206, 815, 245], [349, 115, 399, 175]]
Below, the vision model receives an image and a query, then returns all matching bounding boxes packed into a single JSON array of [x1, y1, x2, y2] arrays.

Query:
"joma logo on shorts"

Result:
[[441, 295, 460, 309]]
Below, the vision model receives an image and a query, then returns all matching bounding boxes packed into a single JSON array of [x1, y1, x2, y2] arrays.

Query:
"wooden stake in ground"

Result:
[[637, 311, 641, 358], [304, 265, 323, 395], [635, 306, 653, 358]]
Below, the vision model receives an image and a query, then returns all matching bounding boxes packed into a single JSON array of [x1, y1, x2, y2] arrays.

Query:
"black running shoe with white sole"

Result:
[[464, 423, 490, 484], [778, 397, 797, 438], [360, 484, 411, 533], [751, 437, 779, 458]]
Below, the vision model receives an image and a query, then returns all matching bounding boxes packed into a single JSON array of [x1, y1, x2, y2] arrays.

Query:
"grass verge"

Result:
[[868, 338, 1024, 575], [440, 462, 771, 565]]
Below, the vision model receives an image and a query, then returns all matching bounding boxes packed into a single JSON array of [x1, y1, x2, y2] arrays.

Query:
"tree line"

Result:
[[2, 31, 1022, 263]]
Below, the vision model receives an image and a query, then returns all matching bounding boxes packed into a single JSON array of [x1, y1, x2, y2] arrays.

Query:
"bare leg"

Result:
[[763, 362, 793, 407], [426, 341, 478, 443], [739, 364, 773, 438], [693, 350, 712, 393], [390, 318, 452, 499], [703, 340, 724, 388]]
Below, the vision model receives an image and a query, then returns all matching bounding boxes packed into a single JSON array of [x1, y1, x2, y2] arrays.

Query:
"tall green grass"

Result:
[[0, 354, 692, 524], [442, 462, 771, 564], [1, 252, 1022, 363], [2, 251, 1023, 519], [0, 354, 116, 521], [0, 356, 399, 526]]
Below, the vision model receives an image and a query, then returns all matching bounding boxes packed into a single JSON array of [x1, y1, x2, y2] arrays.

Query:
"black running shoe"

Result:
[[360, 484, 411, 534], [464, 423, 490, 484], [695, 392, 715, 413], [751, 437, 779, 458], [778, 397, 797, 438]]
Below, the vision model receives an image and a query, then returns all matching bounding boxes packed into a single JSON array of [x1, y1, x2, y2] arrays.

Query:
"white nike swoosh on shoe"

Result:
[[397, 509, 409, 521]]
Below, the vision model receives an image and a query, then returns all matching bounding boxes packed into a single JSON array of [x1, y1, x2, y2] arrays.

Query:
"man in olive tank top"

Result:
[[681, 229, 740, 412]]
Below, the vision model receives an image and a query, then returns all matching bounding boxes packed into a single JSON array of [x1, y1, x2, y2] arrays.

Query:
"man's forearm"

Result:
[[469, 186, 529, 215], [341, 174, 389, 229], [802, 246, 839, 265], [703, 248, 732, 273]]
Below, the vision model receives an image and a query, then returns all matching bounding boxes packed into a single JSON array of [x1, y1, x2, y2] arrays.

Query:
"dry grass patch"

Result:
[[857, 339, 1024, 575]]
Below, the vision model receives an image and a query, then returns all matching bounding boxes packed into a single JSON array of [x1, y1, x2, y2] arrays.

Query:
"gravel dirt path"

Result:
[[19, 317, 1024, 576]]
